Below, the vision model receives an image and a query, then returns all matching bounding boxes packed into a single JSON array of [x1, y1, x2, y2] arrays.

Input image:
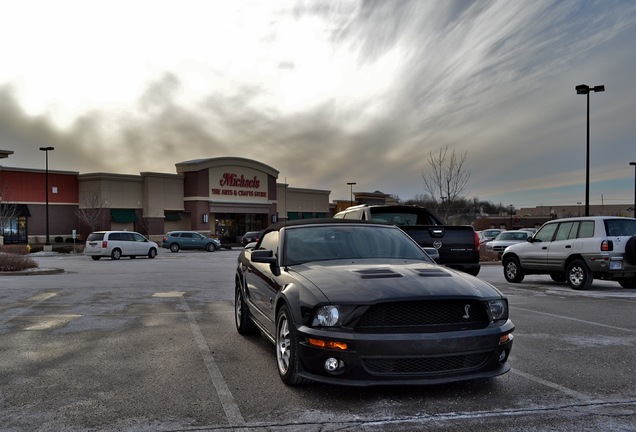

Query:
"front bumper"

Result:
[[295, 320, 514, 386]]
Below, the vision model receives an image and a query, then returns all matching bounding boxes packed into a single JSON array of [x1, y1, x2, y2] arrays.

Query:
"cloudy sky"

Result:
[[1, 0, 635, 209]]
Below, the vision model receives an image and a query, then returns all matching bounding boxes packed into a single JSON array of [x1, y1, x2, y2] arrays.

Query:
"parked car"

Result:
[[235, 219, 514, 386], [486, 230, 534, 258], [84, 231, 158, 260], [502, 216, 636, 290], [161, 231, 221, 252], [481, 229, 505, 242], [241, 231, 262, 246]]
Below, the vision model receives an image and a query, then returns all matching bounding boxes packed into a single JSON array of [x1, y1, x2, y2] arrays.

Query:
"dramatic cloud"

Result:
[[1, 0, 635, 208]]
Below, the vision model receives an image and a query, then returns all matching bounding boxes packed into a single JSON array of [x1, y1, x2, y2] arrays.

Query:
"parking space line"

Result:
[[0, 291, 59, 325], [514, 306, 636, 333], [511, 369, 599, 401], [180, 296, 247, 429]]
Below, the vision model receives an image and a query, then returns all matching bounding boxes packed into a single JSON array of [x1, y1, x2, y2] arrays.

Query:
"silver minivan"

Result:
[[84, 231, 158, 261]]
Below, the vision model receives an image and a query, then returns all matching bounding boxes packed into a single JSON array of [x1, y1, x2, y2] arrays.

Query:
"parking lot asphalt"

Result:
[[1, 249, 635, 431]]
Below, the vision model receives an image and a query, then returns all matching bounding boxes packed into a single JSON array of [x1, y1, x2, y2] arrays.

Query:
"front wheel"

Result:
[[206, 243, 215, 252], [503, 257, 524, 283], [276, 305, 310, 385], [148, 248, 157, 259], [566, 259, 593, 290]]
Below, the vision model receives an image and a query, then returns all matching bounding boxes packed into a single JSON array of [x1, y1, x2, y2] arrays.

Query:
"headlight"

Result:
[[487, 299, 508, 321], [312, 305, 354, 327]]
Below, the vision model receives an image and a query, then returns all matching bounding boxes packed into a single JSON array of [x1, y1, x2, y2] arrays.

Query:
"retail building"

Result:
[[0, 155, 330, 245]]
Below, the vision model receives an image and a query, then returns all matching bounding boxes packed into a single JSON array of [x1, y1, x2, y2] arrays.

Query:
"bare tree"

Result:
[[75, 190, 105, 234], [422, 146, 471, 220]]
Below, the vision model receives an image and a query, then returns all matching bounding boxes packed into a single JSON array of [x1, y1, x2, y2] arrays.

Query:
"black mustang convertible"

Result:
[[235, 219, 514, 386]]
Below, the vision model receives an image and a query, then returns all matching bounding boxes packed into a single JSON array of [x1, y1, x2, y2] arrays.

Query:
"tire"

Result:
[[618, 278, 636, 289], [111, 248, 122, 260], [276, 305, 310, 385], [503, 257, 524, 283], [170, 243, 180, 253], [466, 267, 480, 277], [206, 243, 215, 252], [235, 281, 257, 334], [566, 259, 593, 290], [625, 237, 636, 265], [148, 248, 157, 259], [550, 273, 566, 283], [91, 256, 101, 261]]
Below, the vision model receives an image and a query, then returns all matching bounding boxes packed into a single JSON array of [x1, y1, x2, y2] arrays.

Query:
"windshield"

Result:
[[284, 225, 429, 265], [497, 232, 529, 241]]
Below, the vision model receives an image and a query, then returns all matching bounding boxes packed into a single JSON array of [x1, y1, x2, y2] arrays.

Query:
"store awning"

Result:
[[164, 211, 181, 221], [287, 212, 300, 220], [0, 204, 30, 217], [111, 209, 138, 223]]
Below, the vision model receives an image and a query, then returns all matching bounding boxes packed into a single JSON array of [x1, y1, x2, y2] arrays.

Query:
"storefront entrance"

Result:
[[215, 213, 268, 244]]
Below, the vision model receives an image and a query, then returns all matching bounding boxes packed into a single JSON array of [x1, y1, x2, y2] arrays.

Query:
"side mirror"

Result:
[[251, 249, 277, 264]]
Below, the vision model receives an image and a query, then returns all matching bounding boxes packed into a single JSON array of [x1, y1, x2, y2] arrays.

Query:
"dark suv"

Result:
[[161, 231, 221, 253]]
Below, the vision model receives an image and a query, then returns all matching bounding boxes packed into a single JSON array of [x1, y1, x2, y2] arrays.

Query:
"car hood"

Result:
[[288, 260, 502, 303]]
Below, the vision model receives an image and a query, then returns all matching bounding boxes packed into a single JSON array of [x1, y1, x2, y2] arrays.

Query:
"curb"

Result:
[[0, 268, 65, 276]]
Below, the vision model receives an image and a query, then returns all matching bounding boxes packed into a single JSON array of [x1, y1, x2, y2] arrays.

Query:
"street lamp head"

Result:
[[630, 162, 636, 166], [347, 182, 356, 186], [39, 146, 54, 151], [592, 85, 605, 93], [575, 84, 590, 94]]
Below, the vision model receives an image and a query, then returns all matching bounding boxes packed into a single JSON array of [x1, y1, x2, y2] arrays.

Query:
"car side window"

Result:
[[555, 222, 576, 241], [132, 233, 145, 242], [122, 233, 135, 242], [180, 233, 192, 238], [259, 231, 279, 255], [534, 223, 558, 242], [109, 232, 121, 241], [577, 221, 595, 238]]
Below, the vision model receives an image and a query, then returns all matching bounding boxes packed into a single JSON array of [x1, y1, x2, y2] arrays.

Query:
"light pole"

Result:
[[630, 162, 636, 218], [576, 84, 605, 216], [39, 146, 54, 246], [346, 182, 356, 208]]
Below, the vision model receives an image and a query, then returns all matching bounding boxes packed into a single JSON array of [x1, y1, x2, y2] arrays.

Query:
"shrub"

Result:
[[55, 236, 64, 243], [0, 250, 38, 272]]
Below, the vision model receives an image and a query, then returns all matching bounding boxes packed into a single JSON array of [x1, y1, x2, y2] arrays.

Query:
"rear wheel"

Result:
[[111, 248, 122, 260], [566, 259, 593, 290], [503, 257, 524, 283], [91, 256, 101, 261], [169, 243, 180, 253], [618, 278, 636, 289], [235, 281, 257, 334], [148, 248, 157, 259], [276, 305, 310, 385]]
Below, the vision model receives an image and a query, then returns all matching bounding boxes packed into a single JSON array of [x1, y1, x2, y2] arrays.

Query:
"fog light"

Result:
[[498, 349, 509, 363], [324, 357, 345, 374]]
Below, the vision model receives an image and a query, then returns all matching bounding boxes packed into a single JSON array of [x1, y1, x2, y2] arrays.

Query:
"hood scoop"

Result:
[[411, 268, 452, 277], [353, 268, 403, 279]]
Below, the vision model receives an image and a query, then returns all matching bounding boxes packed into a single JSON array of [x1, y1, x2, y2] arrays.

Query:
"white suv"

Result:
[[85, 231, 159, 261], [501, 217, 636, 290]]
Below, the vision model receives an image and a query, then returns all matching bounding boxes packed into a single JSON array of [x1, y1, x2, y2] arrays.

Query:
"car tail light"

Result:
[[601, 240, 613, 251], [473, 231, 480, 252], [102, 241, 108, 248]]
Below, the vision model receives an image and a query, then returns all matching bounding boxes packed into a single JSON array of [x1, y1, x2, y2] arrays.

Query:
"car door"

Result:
[[519, 222, 558, 270], [546, 221, 579, 271], [131, 232, 149, 255], [244, 230, 280, 333], [192, 233, 207, 249]]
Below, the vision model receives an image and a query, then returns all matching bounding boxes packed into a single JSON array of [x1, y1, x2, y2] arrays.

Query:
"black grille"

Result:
[[355, 300, 489, 332], [362, 352, 491, 375]]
